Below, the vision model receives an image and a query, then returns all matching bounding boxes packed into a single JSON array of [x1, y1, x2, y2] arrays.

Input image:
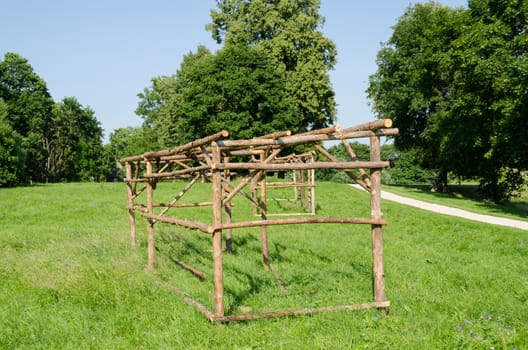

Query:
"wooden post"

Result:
[[309, 154, 316, 215], [293, 169, 298, 201], [125, 162, 137, 247], [223, 156, 233, 253], [146, 160, 155, 272], [369, 135, 386, 305], [300, 167, 306, 207], [260, 151, 269, 266], [251, 169, 259, 217], [211, 142, 224, 318]]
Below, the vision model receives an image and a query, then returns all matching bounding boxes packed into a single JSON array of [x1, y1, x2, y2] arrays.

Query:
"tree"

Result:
[[0, 52, 55, 183], [48, 97, 105, 182], [107, 126, 155, 160], [207, 0, 337, 130], [367, 2, 465, 192], [442, 0, 528, 201], [136, 46, 213, 148], [137, 44, 299, 145], [0, 98, 26, 187], [367, 1, 527, 201]]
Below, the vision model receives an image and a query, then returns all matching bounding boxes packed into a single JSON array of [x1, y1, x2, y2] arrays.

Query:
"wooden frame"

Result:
[[121, 119, 397, 322]]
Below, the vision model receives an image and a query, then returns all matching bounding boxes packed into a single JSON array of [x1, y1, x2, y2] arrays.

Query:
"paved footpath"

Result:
[[350, 184, 528, 231]]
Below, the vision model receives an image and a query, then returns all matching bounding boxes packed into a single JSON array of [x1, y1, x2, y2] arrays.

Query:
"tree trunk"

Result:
[[431, 168, 448, 193]]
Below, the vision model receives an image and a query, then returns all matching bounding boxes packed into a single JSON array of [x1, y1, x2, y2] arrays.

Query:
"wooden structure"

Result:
[[121, 119, 397, 322], [254, 151, 316, 216]]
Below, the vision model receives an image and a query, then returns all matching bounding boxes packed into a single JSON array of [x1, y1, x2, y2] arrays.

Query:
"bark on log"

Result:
[[120, 130, 229, 162], [211, 142, 224, 317], [217, 217, 387, 230], [140, 212, 211, 234], [217, 161, 391, 171], [159, 279, 215, 320], [125, 163, 137, 247], [215, 301, 390, 322], [341, 119, 392, 133], [146, 161, 155, 272], [171, 257, 207, 280], [254, 130, 291, 139], [370, 135, 387, 304]]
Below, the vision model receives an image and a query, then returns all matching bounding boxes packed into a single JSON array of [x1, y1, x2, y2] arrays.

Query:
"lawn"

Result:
[[0, 182, 526, 349]]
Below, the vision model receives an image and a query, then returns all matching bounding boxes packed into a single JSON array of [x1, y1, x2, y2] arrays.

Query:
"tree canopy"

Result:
[[207, 0, 337, 130], [367, 0, 528, 201], [0, 53, 107, 186], [136, 0, 337, 150], [137, 45, 300, 147]]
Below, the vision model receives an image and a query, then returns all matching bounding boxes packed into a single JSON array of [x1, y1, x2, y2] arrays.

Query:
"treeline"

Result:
[[0, 53, 114, 186]]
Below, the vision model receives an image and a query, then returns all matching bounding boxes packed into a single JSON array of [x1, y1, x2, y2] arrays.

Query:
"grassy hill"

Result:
[[0, 182, 526, 349]]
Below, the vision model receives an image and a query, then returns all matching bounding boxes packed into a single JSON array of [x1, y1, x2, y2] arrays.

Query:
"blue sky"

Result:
[[1, 0, 467, 142]]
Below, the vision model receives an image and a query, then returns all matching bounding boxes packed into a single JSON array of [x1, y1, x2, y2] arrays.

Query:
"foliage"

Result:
[[47, 97, 105, 182], [0, 99, 26, 186], [0, 52, 55, 183], [137, 45, 299, 146], [107, 126, 158, 160], [367, 0, 528, 202], [316, 141, 370, 183], [0, 182, 526, 348], [317, 142, 432, 186], [383, 146, 438, 185], [207, 0, 337, 131], [0, 53, 108, 185]]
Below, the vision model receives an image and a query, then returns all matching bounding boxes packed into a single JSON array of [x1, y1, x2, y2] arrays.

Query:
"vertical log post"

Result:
[[146, 160, 155, 272], [293, 170, 298, 201], [125, 162, 136, 247], [260, 151, 270, 266], [300, 168, 306, 207], [369, 135, 386, 305], [310, 154, 316, 215], [211, 142, 224, 318], [251, 170, 259, 216], [223, 156, 233, 253]]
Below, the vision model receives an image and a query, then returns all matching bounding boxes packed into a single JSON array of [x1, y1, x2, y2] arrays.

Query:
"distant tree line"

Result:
[[368, 0, 528, 202], [0, 53, 113, 186]]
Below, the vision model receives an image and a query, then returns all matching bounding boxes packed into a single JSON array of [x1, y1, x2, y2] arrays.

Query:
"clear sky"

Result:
[[1, 0, 467, 142]]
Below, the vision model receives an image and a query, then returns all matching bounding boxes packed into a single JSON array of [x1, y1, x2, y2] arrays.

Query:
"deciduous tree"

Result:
[[0, 98, 26, 186], [0, 52, 55, 183], [207, 0, 337, 130], [137, 44, 299, 145], [367, 1, 527, 201]]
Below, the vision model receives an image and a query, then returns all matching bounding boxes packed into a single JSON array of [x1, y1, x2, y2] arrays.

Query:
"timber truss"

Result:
[[121, 119, 397, 322]]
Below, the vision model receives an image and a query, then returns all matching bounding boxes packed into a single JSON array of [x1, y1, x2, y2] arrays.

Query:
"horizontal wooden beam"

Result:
[[214, 301, 391, 322], [217, 217, 387, 230], [341, 119, 392, 133], [217, 161, 391, 171], [139, 212, 212, 234], [120, 130, 229, 162]]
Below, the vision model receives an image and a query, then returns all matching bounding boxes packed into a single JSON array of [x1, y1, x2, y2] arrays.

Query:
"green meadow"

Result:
[[0, 182, 526, 349]]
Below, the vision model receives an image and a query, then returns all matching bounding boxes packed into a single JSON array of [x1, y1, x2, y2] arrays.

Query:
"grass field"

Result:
[[384, 183, 528, 222], [0, 182, 526, 349]]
